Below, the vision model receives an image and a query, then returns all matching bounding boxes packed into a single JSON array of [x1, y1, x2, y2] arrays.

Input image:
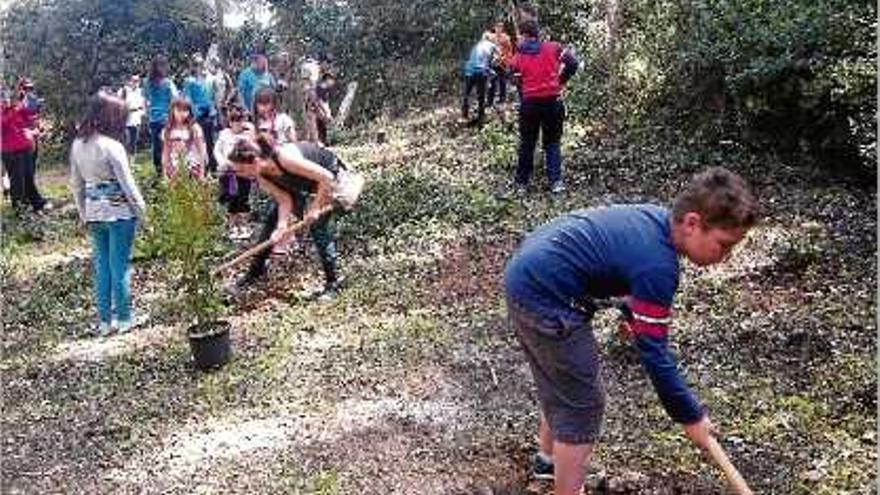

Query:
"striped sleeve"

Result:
[[627, 266, 704, 424], [629, 297, 672, 338]]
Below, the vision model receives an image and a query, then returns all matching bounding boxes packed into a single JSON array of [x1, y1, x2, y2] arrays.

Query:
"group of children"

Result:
[[62, 17, 768, 494], [463, 7, 579, 195], [461, 20, 515, 125], [66, 50, 349, 336]]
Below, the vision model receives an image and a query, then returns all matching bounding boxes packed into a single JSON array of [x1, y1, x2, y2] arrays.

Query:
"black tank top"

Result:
[[266, 142, 340, 195]]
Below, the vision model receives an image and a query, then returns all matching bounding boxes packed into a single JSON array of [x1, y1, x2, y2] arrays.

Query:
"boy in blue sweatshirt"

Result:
[[504, 167, 761, 494]]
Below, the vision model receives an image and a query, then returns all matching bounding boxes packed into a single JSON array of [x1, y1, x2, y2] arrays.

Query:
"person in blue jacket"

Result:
[[182, 55, 219, 173], [504, 167, 761, 495], [461, 32, 497, 125], [143, 55, 178, 176], [237, 51, 276, 114]]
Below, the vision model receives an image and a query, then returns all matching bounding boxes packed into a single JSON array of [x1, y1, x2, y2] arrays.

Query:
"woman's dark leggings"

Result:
[[245, 197, 338, 285], [2, 149, 45, 212]]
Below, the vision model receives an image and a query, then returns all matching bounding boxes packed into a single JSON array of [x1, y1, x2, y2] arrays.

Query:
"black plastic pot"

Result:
[[188, 320, 232, 370]]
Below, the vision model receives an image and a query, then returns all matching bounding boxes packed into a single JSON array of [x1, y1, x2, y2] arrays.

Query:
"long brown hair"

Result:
[[162, 97, 198, 145], [149, 55, 169, 84], [77, 92, 127, 142]]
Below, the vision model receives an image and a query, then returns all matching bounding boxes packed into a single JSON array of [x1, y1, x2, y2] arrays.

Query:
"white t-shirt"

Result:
[[301, 59, 320, 87], [214, 124, 255, 174], [256, 113, 296, 145], [120, 84, 145, 127]]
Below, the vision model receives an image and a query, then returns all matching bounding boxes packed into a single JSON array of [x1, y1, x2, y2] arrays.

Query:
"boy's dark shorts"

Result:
[[508, 296, 605, 445]]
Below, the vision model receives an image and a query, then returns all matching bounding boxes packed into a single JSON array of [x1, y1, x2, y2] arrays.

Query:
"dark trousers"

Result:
[[125, 126, 139, 155], [197, 114, 217, 174], [515, 98, 565, 186], [246, 198, 338, 285], [149, 121, 165, 176], [221, 175, 252, 215], [461, 74, 488, 121], [317, 119, 328, 145], [2, 149, 45, 212], [489, 69, 508, 106]]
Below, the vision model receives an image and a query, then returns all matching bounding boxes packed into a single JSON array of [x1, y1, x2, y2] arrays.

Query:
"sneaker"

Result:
[[116, 320, 133, 334], [92, 321, 113, 337], [533, 454, 554, 481], [316, 277, 345, 302], [231, 225, 253, 241], [550, 181, 566, 194]]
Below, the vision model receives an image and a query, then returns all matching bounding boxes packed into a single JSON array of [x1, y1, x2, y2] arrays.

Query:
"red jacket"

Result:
[[1, 103, 36, 153], [510, 39, 579, 100]]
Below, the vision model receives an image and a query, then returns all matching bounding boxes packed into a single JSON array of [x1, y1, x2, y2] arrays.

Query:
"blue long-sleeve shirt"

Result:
[[464, 39, 496, 77], [142, 78, 178, 124], [182, 75, 216, 118], [504, 205, 705, 424], [236, 67, 276, 112]]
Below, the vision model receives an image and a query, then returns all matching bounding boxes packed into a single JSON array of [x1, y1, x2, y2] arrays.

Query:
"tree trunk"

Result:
[[273, 1, 308, 133], [605, 0, 622, 131]]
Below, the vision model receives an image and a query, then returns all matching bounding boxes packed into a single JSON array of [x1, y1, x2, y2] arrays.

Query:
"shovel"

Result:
[[705, 435, 754, 495]]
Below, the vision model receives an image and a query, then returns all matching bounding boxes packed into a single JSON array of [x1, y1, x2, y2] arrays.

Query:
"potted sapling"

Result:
[[159, 163, 231, 370]]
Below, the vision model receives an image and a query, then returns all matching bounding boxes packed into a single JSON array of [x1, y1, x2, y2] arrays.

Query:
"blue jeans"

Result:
[[89, 218, 137, 324], [149, 121, 165, 176]]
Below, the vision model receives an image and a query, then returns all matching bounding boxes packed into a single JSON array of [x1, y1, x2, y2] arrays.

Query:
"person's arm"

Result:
[[68, 146, 87, 222], [282, 115, 297, 142], [236, 72, 249, 109], [559, 44, 579, 85], [142, 82, 150, 114], [213, 131, 231, 174], [161, 130, 173, 178], [625, 271, 706, 426], [255, 175, 294, 243], [107, 139, 146, 221], [192, 123, 208, 165], [169, 79, 179, 98]]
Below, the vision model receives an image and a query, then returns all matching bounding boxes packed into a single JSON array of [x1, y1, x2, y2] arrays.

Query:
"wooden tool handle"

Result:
[[705, 436, 753, 495], [213, 205, 335, 275]]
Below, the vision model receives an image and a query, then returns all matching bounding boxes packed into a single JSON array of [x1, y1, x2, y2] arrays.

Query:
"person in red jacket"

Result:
[[509, 19, 578, 194], [1, 82, 46, 213]]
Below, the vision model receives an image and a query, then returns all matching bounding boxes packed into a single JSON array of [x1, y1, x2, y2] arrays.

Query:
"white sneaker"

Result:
[[232, 225, 252, 240], [550, 181, 566, 194], [114, 313, 147, 334], [93, 321, 112, 337]]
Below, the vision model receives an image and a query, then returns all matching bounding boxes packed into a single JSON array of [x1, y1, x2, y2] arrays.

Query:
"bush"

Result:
[[143, 174, 225, 326]]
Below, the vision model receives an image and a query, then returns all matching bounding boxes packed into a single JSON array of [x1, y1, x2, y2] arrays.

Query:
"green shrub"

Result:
[[145, 173, 226, 326]]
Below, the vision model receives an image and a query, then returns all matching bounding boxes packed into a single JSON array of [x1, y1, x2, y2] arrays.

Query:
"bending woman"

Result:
[[227, 136, 344, 298]]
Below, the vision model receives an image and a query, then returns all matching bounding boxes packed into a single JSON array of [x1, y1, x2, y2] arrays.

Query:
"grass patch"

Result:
[[339, 168, 511, 244]]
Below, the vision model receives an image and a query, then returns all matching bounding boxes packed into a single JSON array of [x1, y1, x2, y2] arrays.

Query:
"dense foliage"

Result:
[[530, 0, 875, 174], [2, 0, 874, 173], [1, 0, 216, 132]]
